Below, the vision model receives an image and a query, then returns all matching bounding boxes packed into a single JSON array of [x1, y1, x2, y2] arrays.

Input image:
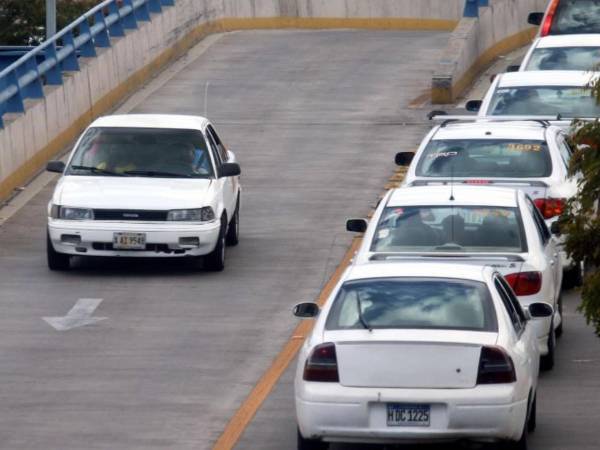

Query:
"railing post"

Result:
[[479, 0, 489, 6], [464, 0, 479, 18], [78, 20, 97, 57], [44, 43, 63, 85], [122, 0, 139, 29], [93, 10, 111, 47]]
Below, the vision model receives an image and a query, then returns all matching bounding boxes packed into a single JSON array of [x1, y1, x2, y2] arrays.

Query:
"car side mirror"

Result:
[[528, 302, 554, 318], [293, 302, 320, 318], [550, 221, 561, 235], [465, 100, 482, 112], [427, 110, 447, 120], [528, 12, 544, 25], [46, 160, 66, 173], [346, 218, 368, 233], [395, 152, 414, 166], [220, 162, 241, 178], [506, 65, 520, 72]]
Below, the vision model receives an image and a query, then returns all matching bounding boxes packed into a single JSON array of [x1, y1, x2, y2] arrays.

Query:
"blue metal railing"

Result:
[[464, 0, 489, 18], [0, 0, 175, 128]]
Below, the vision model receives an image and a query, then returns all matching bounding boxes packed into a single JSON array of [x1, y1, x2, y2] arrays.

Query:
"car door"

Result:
[[205, 125, 237, 220]]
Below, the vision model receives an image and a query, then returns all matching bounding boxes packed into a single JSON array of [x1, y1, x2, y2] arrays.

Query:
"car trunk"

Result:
[[324, 329, 497, 389]]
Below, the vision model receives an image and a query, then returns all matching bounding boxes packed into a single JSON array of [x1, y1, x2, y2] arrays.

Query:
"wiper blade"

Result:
[[356, 291, 372, 332], [123, 170, 192, 178], [69, 165, 126, 176]]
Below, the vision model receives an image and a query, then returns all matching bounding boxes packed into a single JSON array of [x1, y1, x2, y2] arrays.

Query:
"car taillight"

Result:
[[477, 346, 516, 384], [505, 271, 542, 296], [540, 0, 560, 36], [534, 197, 565, 219], [463, 179, 492, 185], [303, 343, 339, 382]]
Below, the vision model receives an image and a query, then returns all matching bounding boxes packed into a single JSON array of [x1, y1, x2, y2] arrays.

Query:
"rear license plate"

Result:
[[386, 403, 430, 427], [113, 232, 146, 249]]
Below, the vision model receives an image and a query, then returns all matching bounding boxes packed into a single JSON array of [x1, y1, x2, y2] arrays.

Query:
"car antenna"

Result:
[[449, 162, 455, 201]]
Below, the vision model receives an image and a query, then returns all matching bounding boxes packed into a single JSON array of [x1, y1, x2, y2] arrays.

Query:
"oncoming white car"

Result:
[[46, 114, 241, 271], [347, 185, 563, 369], [293, 262, 553, 449]]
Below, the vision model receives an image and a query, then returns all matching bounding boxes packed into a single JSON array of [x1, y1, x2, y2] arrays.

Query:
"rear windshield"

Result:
[[488, 86, 600, 117], [416, 139, 552, 178], [525, 46, 600, 71], [67, 127, 213, 178], [551, 0, 600, 35], [326, 278, 497, 332], [371, 206, 526, 253]]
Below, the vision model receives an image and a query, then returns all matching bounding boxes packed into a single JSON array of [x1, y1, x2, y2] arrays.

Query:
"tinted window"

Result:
[[68, 127, 213, 178], [488, 86, 600, 117], [494, 278, 524, 334], [526, 197, 551, 244], [207, 125, 228, 162], [556, 135, 572, 168], [416, 139, 552, 178], [326, 278, 497, 332], [525, 47, 600, 71], [371, 206, 526, 253], [551, 0, 600, 34]]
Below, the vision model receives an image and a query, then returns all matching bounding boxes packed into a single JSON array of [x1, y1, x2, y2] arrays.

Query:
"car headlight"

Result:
[[167, 207, 215, 222], [59, 207, 94, 220]]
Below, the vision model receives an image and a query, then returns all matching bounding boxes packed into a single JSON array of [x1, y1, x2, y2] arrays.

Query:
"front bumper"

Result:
[[296, 383, 527, 444], [48, 219, 221, 257]]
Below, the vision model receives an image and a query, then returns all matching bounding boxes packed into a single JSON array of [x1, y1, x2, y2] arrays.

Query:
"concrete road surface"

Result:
[[0, 30, 448, 449]]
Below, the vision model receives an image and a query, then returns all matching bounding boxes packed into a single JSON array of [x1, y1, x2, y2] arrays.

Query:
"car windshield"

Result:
[[67, 127, 214, 178], [525, 46, 600, 70], [551, 0, 600, 34], [326, 278, 497, 331], [416, 139, 552, 178], [370, 206, 526, 253], [488, 86, 600, 117]]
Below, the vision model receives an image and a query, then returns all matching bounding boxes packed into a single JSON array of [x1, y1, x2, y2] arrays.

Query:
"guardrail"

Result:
[[0, 0, 175, 128]]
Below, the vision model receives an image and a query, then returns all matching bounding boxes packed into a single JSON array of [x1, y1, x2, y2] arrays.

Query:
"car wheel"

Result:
[[204, 218, 226, 272], [225, 198, 240, 246], [297, 429, 328, 450], [527, 395, 537, 433], [540, 321, 555, 371], [47, 232, 70, 271], [562, 262, 582, 290]]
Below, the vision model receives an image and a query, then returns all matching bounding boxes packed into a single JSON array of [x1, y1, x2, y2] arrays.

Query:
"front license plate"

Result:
[[113, 232, 146, 249], [386, 403, 430, 427]]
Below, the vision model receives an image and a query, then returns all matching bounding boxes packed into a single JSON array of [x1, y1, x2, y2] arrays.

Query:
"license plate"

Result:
[[386, 403, 430, 427], [113, 232, 146, 249]]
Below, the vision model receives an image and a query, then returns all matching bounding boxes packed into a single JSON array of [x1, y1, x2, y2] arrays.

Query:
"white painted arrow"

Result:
[[44, 298, 107, 331]]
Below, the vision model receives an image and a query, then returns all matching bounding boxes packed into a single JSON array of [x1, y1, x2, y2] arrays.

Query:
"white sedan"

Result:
[[347, 185, 563, 369], [294, 262, 552, 449], [46, 114, 241, 271], [519, 34, 600, 71]]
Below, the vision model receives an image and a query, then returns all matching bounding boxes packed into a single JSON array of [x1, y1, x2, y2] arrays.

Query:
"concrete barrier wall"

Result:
[[432, 0, 548, 104], [0, 0, 468, 201]]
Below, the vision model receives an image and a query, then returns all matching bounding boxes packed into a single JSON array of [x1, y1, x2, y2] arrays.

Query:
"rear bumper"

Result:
[[296, 383, 527, 444]]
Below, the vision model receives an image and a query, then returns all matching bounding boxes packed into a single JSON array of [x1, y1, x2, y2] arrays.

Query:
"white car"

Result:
[[293, 262, 552, 449], [347, 185, 563, 369], [466, 71, 600, 124], [395, 119, 580, 285], [519, 34, 600, 71], [45, 114, 241, 271]]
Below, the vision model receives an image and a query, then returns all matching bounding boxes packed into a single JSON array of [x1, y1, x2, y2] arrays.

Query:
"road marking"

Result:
[[43, 298, 107, 331], [212, 237, 362, 450]]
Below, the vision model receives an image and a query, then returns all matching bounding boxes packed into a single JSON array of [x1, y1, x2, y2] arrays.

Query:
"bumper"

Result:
[[48, 219, 221, 257], [296, 383, 527, 444]]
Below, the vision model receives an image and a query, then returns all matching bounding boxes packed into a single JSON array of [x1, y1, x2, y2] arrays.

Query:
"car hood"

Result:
[[53, 176, 214, 210]]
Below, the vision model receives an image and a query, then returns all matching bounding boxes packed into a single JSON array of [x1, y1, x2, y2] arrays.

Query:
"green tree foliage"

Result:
[[0, 0, 99, 45], [563, 79, 600, 336]]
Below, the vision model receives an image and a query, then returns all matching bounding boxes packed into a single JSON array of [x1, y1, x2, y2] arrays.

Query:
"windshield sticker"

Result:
[[377, 229, 390, 239], [507, 143, 542, 152], [427, 151, 458, 159]]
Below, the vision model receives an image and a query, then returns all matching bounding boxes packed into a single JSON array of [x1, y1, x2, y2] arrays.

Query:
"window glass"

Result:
[[488, 86, 600, 117], [207, 125, 228, 162], [68, 127, 213, 178], [526, 197, 551, 244], [494, 278, 524, 334], [551, 0, 600, 35], [525, 47, 600, 71], [326, 278, 497, 332], [416, 139, 552, 178], [497, 276, 528, 324], [556, 135, 572, 168], [371, 206, 526, 253]]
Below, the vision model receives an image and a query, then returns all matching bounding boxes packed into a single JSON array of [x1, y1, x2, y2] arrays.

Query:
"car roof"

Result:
[[386, 185, 518, 208], [344, 261, 492, 283], [497, 70, 598, 87], [535, 34, 600, 48], [90, 114, 210, 130], [432, 121, 548, 141]]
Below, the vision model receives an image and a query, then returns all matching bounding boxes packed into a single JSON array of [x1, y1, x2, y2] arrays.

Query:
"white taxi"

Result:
[[46, 114, 241, 271]]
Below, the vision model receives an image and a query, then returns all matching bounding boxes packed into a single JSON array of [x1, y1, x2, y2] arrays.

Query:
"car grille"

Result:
[[93, 209, 168, 221]]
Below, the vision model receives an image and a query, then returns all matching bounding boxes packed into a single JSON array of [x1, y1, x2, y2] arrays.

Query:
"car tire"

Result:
[[527, 395, 537, 432], [562, 262, 582, 290], [225, 197, 240, 247], [297, 429, 328, 450], [204, 218, 226, 272], [47, 232, 70, 271], [540, 321, 555, 371]]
